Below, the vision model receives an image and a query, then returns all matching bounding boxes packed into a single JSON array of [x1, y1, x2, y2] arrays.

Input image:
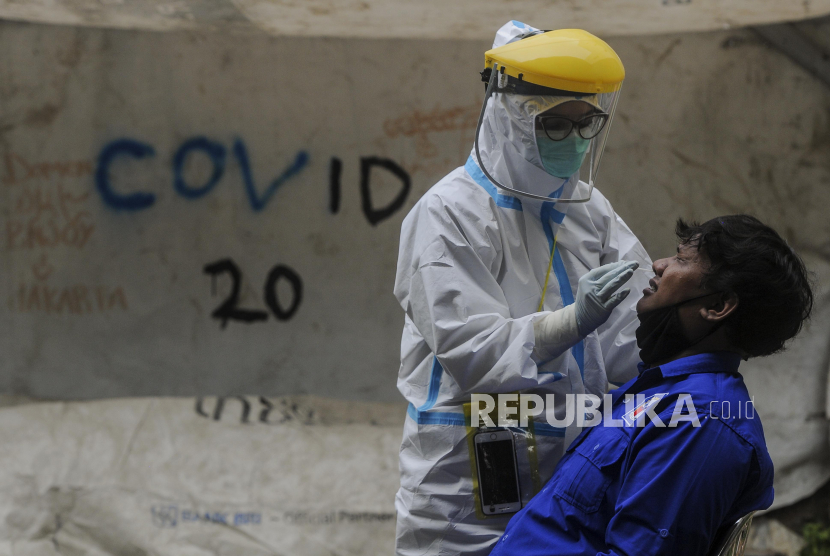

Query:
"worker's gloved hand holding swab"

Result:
[[574, 260, 639, 336], [533, 260, 639, 360]]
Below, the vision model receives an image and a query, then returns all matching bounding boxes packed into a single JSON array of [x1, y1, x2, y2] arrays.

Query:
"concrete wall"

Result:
[[0, 19, 828, 523], [1, 20, 828, 401], [1, 0, 828, 38]]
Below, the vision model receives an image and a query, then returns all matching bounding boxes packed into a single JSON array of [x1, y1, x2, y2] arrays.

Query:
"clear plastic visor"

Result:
[[474, 65, 621, 203]]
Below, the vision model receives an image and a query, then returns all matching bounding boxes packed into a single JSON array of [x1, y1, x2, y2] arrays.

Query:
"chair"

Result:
[[708, 512, 756, 556]]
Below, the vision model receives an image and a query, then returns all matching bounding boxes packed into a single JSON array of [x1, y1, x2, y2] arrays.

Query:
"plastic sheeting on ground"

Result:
[[742, 254, 830, 510], [0, 396, 404, 555]]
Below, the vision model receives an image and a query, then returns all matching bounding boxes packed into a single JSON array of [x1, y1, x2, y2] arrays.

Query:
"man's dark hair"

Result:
[[676, 214, 813, 358]]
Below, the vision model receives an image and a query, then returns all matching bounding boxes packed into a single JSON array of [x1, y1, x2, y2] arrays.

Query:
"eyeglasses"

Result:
[[537, 112, 609, 141]]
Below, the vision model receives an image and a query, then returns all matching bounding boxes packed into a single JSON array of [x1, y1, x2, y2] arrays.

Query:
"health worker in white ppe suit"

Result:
[[393, 21, 653, 556]]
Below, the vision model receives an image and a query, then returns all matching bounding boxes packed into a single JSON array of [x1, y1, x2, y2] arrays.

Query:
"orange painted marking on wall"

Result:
[[13, 284, 128, 314], [384, 104, 480, 158], [2, 152, 93, 186], [5, 183, 95, 250], [383, 104, 480, 138]]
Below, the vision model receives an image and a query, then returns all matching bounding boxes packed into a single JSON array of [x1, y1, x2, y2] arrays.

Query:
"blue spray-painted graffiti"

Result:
[[95, 139, 157, 210], [234, 139, 309, 212], [173, 136, 226, 200], [95, 136, 309, 212]]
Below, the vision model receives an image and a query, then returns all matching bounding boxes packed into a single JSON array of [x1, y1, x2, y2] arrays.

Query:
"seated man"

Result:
[[489, 214, 813, 556]]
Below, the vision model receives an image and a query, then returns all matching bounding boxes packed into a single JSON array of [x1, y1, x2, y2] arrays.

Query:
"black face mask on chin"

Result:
[[635, 292, 725, 367]]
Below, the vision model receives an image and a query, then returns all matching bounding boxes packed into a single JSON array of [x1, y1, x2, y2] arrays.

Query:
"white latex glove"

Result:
[[574, 260, 639, 337], [533, 304, 581, 361]]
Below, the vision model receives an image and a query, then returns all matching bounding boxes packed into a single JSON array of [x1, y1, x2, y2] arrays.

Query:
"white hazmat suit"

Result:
[[393, 21, 653, 556]]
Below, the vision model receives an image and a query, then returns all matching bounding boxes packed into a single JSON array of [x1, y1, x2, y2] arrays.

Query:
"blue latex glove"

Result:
[[574, 260, 639, 337]]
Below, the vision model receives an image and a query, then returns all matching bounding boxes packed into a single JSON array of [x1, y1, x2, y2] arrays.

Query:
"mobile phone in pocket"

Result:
[[475, 429, 522, 515]]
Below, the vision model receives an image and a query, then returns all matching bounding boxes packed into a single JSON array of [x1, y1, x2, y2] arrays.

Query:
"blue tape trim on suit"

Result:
[[571, 341, 585, 378], [407, 403, 467, 426], [407, 357, 466, 425], [417, 357, 443, 412], [465, 156, 523, 211], [407, 403, 567, 435], [541, 189, 567, 225], [550, 246, 573, 305]]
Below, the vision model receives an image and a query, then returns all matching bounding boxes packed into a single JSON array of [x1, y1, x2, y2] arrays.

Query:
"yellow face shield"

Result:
[[474, 29, 625, 203]]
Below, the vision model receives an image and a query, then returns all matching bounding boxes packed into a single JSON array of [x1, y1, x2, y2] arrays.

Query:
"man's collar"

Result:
[[637, 351, 743, 378]]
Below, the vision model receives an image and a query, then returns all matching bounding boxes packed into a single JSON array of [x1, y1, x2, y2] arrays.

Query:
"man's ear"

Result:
[[699, 292, 738, 322]]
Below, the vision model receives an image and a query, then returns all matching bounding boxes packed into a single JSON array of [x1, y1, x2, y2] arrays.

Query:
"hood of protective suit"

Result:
[[473, 92, 581, 211]]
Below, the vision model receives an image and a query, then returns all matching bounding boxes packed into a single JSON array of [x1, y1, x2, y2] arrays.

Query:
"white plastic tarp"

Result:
[[0, 396, 403, 555], [741, 254, 830, 509]]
